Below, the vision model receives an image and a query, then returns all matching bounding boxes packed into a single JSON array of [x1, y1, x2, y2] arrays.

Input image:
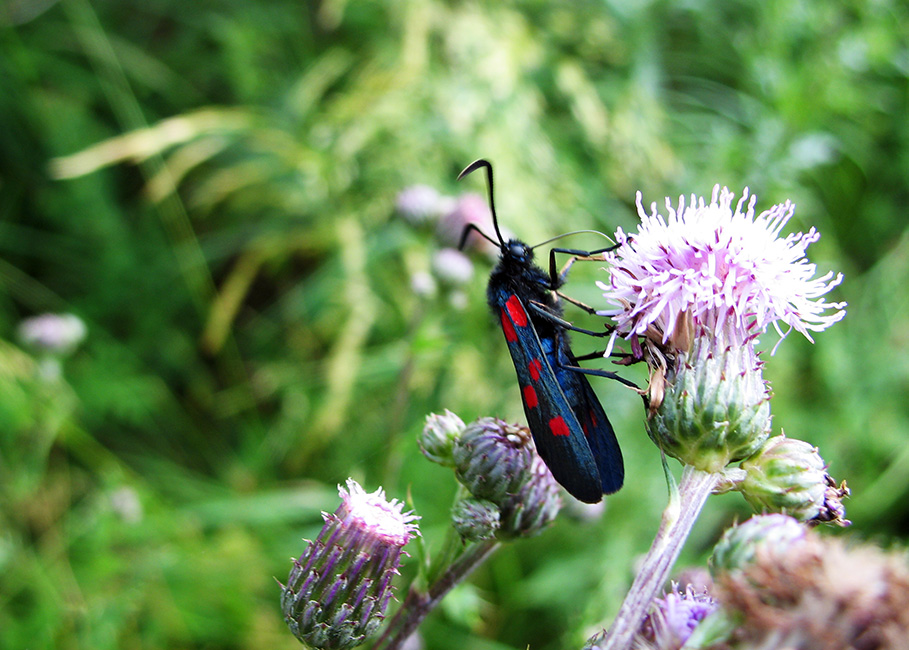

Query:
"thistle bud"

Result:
[[281, 480, 419, 649], [419, 410, 466, 467], [452, 418, 535, 503], [648, 339, 771, 473], [709, 513, 807, 576], [497, 455, 562, 539], [737, 434, 850, 526], [452, 497, 500, 541]]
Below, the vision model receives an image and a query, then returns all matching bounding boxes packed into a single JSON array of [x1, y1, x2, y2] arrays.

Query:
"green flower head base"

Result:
[[281, 480, 420, 650]]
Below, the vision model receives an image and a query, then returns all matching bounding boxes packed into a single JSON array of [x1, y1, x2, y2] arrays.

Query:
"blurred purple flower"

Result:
[[18, 313, 87, 355], [431, 248, 474, 286], [395, 184, 451, 225], [436, 193, 500, 254]]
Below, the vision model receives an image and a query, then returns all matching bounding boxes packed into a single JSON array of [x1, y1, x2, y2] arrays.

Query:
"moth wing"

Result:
[[565, 349, 624, 495], [497, 292, 603, 503]]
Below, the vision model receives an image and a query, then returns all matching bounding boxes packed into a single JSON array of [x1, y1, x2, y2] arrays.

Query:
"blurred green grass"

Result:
[[0, 0, 907, 648]]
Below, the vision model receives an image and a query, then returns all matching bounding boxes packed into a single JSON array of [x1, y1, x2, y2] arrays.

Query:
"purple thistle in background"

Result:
[[395, 184, 451, 226], [281, 480, 419, 649], [18, 313, 87, 355], [635, 584, 718, 650], [436, 192, 501, 255]]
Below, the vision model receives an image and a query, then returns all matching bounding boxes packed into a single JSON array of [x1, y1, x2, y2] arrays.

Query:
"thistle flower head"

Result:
[[452, 418, 537, 502], [598, 185, 846, 355], [709, 514, 807, 576], [281, 480, 419, 649], [634, 584, 719, 650], [737, 434, 850, 526], [419, 410, 466, 467], [496, 454, 562, 539], [598, 186, 845, 471], [452, 497, 501, 541], [713, 532, 909, 648]]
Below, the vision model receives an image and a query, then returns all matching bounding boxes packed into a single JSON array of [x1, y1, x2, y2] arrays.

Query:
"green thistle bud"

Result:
[[737, 434, 849, 525], [709, 513, 807, 576], [497, 455, 562, 539], [281, 480, 419, 649], [419, 410, 466, 467], [452, 418, 535, 502], [452, 497, 500, 541], [648, 339, 771, 473]]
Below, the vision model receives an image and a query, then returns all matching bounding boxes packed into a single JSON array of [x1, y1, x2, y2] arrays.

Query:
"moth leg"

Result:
[[547, 246, 610, 288], [526, 301, 610, 338], [562, 364, 640, 390], [555, 290, 602, 316], [571, 348, 636, 363]]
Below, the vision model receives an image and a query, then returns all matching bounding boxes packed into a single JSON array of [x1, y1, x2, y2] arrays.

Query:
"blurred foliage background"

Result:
[[1, 0, 907, 648]]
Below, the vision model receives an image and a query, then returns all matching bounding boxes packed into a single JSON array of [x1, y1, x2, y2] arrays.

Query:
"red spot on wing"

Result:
[[523, 385, 538, 409], [589, 410, 598, 428], [501, 308, 518, 342], [549, 416, 571, 437], [505, 295, 528, 327], [528, 358, 542, 381]]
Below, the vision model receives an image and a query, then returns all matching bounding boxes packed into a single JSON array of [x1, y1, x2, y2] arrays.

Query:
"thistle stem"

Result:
[[596, 465, 718, 650], [372, 539, 499, 650]]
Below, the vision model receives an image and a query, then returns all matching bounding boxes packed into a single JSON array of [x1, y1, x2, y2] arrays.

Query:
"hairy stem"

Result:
[[372, 539, 499, 650], [595, 465, 718, 650]]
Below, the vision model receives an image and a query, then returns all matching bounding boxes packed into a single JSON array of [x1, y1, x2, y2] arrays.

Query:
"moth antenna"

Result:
[[533, 230, 617, 250], [458, 222, 499, 251], [458, 159, 505, 246]]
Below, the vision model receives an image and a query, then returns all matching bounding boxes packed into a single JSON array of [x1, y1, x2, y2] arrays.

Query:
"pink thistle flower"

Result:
[[281, 480, 419, 649], [598, 186, 846, 355]]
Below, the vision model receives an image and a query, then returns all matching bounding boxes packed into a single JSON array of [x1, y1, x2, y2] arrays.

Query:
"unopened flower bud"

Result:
[[419, 410, 465, 467], [281, 480, 419, 649], [452, 418, 535, 503], [709, 513, 807, 576], [737, 434, 849, 525], [648, 339, 771, 473], [452, 497, 500, 541], [497, 455, 562, 538]]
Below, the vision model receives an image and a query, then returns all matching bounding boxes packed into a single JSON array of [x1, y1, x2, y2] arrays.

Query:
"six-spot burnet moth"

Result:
[[458, 159, 631, 504]]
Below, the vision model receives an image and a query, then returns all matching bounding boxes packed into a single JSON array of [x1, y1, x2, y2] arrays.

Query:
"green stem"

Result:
[[372, 539, 499, 650], [595, 465, 718, 650]]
